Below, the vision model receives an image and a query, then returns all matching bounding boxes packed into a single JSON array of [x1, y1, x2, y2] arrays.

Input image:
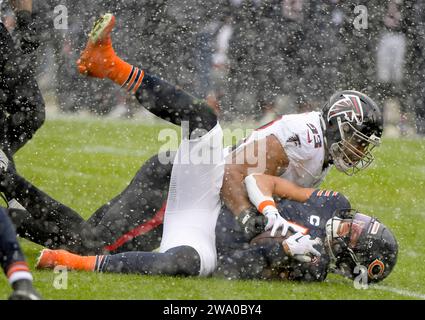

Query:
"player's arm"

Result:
[[215, 233, 322, 280], [221, 135, 288, 214], [221, 135, 288, 238], [243, 173, 314, 236], [214, 242, 289, 280], [246, 173, 315, 203]]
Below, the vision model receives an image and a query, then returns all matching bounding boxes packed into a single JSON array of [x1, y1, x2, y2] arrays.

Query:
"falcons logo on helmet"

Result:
[[327, 94, 364, 125]]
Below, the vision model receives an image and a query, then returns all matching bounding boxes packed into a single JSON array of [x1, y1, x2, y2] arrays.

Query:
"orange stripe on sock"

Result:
[[258, 200, 276, 214], [7, 262, 30, 278], [126, 67, 139, 90], [132, 69, 145, 93]]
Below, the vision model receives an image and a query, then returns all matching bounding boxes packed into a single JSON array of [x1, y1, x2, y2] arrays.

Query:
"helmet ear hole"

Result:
[[371, 265, 382, 275]]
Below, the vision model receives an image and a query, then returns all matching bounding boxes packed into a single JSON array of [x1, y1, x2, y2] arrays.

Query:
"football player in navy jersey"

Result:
[[0, 144, 397, 283], [32, 172, 397, 285], [214, 174, 398, 283]]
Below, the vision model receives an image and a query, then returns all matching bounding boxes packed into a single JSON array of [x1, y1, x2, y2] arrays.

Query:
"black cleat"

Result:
[[8, 280, 42, 300]]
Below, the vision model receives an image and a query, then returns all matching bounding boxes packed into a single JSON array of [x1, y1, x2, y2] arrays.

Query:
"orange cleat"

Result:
[[77, 13, 144, 92], [77, 13, 117, 78], [36, 249, 97, 271]]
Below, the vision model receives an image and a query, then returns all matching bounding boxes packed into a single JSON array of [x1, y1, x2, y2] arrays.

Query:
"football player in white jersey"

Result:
[[223, 90, 383, 238], [1, 14, 383, 260]]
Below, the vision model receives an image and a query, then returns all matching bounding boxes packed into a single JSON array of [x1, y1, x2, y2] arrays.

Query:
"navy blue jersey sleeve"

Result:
[[310, 189, 351, 211], [214, 242, 289, 280], [285, 245, 330, 282]]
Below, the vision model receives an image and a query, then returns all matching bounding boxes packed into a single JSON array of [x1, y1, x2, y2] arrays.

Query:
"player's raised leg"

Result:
[[77, 13, 217, 134]]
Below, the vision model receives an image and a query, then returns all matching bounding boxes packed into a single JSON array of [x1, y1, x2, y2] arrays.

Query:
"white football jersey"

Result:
[[236, 111, 330, 187]]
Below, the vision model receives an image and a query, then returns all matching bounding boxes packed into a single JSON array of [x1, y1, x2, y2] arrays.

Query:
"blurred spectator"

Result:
[[375, 0, 409, 135], [209, 16, 233, 114], [29, 0, 120, 115], [405, 0, 425, 136], [337, 1, 386, 99], [222, 0, 263, 121], [301, 0, 346, 108]]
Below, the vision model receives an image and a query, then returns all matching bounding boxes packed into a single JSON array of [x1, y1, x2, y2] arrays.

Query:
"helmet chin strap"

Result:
[[326, 216, 362, 277], [325, 217, 342, 267], [329, 117, 370, 175], [326, 217, 342, 239], [318, 112, 332, 165]]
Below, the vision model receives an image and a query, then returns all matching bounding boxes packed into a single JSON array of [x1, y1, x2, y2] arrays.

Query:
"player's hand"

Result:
[[263, 207, 290, 237], [283, 232, 322, 262], [15, 10, 40, 54], [236, 207, 266, 239]]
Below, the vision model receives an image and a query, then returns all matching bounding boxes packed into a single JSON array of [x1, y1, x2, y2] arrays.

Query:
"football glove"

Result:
[[263, 206, 290, 237], [236, 207, 266, 240], [283, 232, 322, 262]]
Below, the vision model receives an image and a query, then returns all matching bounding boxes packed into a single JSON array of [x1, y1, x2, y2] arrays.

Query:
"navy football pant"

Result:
[[99, 246, 200, 276], [3, 152, 171, 255], [0, 207, 27, 277]]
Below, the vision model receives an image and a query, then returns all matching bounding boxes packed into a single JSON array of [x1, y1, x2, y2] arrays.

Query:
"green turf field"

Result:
[[0, 117, 424, 300]]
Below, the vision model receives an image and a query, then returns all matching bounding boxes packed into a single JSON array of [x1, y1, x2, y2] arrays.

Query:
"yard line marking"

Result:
[[74, 145, 149, 157], [29, 165, 98, 179], [326, 279, 425, 300], [371, 285, 425, 300]]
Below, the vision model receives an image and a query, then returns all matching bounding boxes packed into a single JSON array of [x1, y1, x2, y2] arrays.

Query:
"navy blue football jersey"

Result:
[[277, 189, 351, 240], [215, 189, 351, 281]]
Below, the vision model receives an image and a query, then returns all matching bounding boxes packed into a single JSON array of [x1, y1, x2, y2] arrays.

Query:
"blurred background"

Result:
[[1, 0, 425, 137]]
